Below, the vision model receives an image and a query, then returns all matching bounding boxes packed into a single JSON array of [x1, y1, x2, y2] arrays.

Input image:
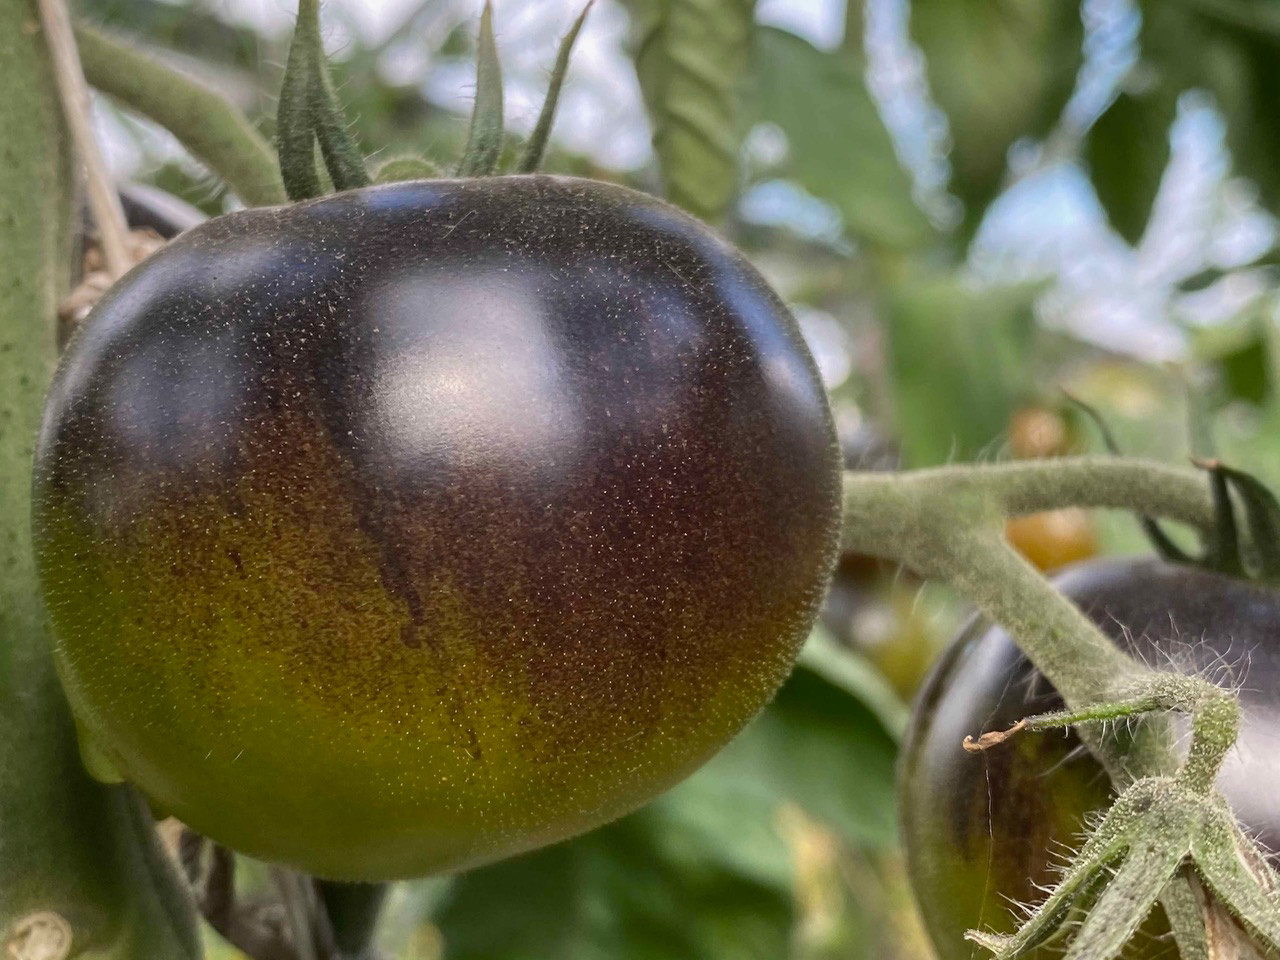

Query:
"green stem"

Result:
[[75, 23, 285, 207], [845, 456, 1216, 534], [516, 2, 592, 174], [299, 0, 370, 192], [841, 456, 1217, 779], [0, 3, 198, 954], [456, 2, 505, 177], [278, 0, 323, 201]]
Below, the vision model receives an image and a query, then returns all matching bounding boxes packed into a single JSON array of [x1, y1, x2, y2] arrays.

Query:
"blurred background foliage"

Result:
[[73, 0, 1280, 956]]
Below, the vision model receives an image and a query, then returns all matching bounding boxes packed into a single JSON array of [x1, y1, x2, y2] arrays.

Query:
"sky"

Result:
[[93, 0, 1277, 365]]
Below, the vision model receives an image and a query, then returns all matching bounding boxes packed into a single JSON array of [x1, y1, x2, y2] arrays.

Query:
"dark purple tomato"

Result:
[[900, 557, 1280, 959], [33, 175, 842, 881]]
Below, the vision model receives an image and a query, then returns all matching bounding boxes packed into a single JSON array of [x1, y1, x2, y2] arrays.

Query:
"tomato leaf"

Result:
[[748, 26, 935, 250], [910, 0, 1084, 238], [624, 0, 757, 221], [886, 273, 1039, 467], [1136, 0, 1280, 218], [1085, 84, 1178, 247], [433, 785, 794, 960]]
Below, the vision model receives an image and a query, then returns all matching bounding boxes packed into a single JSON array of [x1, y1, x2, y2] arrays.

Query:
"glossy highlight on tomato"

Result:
[[33, 175, 843, 880], [899, 557, 1280, 959]]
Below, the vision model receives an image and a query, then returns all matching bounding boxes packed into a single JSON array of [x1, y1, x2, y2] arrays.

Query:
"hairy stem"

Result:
[[516, 2, 592, 173], [845, 457, 1216, 535], [296, 0, 369, 192], [76, 24, 285, 206], [841, 456, 1217, 779], [0, 3, 198, 953], [277, 0, 323, 201]]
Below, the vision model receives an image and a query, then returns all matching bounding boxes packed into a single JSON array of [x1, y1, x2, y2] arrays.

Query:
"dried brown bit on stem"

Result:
[[6, 911, 72, 960], [962, 718, 1027, 753]]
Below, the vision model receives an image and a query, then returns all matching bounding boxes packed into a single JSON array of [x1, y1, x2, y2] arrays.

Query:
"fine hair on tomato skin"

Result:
[[33, 174, 843, 880]]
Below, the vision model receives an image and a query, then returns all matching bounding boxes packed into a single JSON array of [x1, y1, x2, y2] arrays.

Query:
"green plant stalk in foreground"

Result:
[[0, 1, 198, 955], [75, 23, 285, 207]]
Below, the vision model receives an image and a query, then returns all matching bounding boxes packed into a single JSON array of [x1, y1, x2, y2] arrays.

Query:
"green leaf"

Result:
[[1191, 310, 1273, 406], [433, 788, 794, 960], [1085, 84, 1178, 246], [886, 273, 1039, 467], [1, 6, 201, 956], [910, 0, 1084, 236], [1136, 0, 1280, 217], [706, 659, 900, 849], [748, 26, 934, 250], [624, 0, 757, 221], [798, 624, 909, 739]]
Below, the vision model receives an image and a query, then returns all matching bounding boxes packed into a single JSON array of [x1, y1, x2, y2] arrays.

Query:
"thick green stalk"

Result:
[[0, 3, 199, 955], [841, 456, 1218, 780], [76, 23, 285, 207]]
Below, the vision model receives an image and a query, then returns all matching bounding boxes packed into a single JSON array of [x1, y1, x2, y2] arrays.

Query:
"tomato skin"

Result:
[[900, 557, 1280, 959], [34, 175, 842, 880]]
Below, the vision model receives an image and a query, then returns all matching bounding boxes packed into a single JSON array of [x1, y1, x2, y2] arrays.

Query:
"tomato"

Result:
[[33, 175, 842, 880], [1007, 405, 1077, 460], [899, 557, 1280, 958], [1004, 508, 1097, 572], [1003, 406, 1098, 572]]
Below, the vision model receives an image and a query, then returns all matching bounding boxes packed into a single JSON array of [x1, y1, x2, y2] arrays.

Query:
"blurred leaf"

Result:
[[1204, 27, 1280, 215], [910, 0, 1083, 236], [703, 658, 900, 849], [1193, 311, 1273, 406], [798, 624, 909, 738], [748, 26, 934, 250], [434, 791, 793, 960], [887, 274, 1039, 467], [624, 0, 757, 221], [1085, 83, 1178, 246], [1137, 0, 1280, 217]]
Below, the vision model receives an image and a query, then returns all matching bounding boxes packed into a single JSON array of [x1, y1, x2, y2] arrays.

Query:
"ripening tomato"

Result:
[[34, 175, 843, 880], [899, 557, 1280, 959]]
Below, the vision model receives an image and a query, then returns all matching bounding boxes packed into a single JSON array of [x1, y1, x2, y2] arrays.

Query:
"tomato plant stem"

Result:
[[841, 455, 1220, 779], [75, 24, 285, 207], [0, 2, 197, 952], [846, 456, 1217, 532]]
